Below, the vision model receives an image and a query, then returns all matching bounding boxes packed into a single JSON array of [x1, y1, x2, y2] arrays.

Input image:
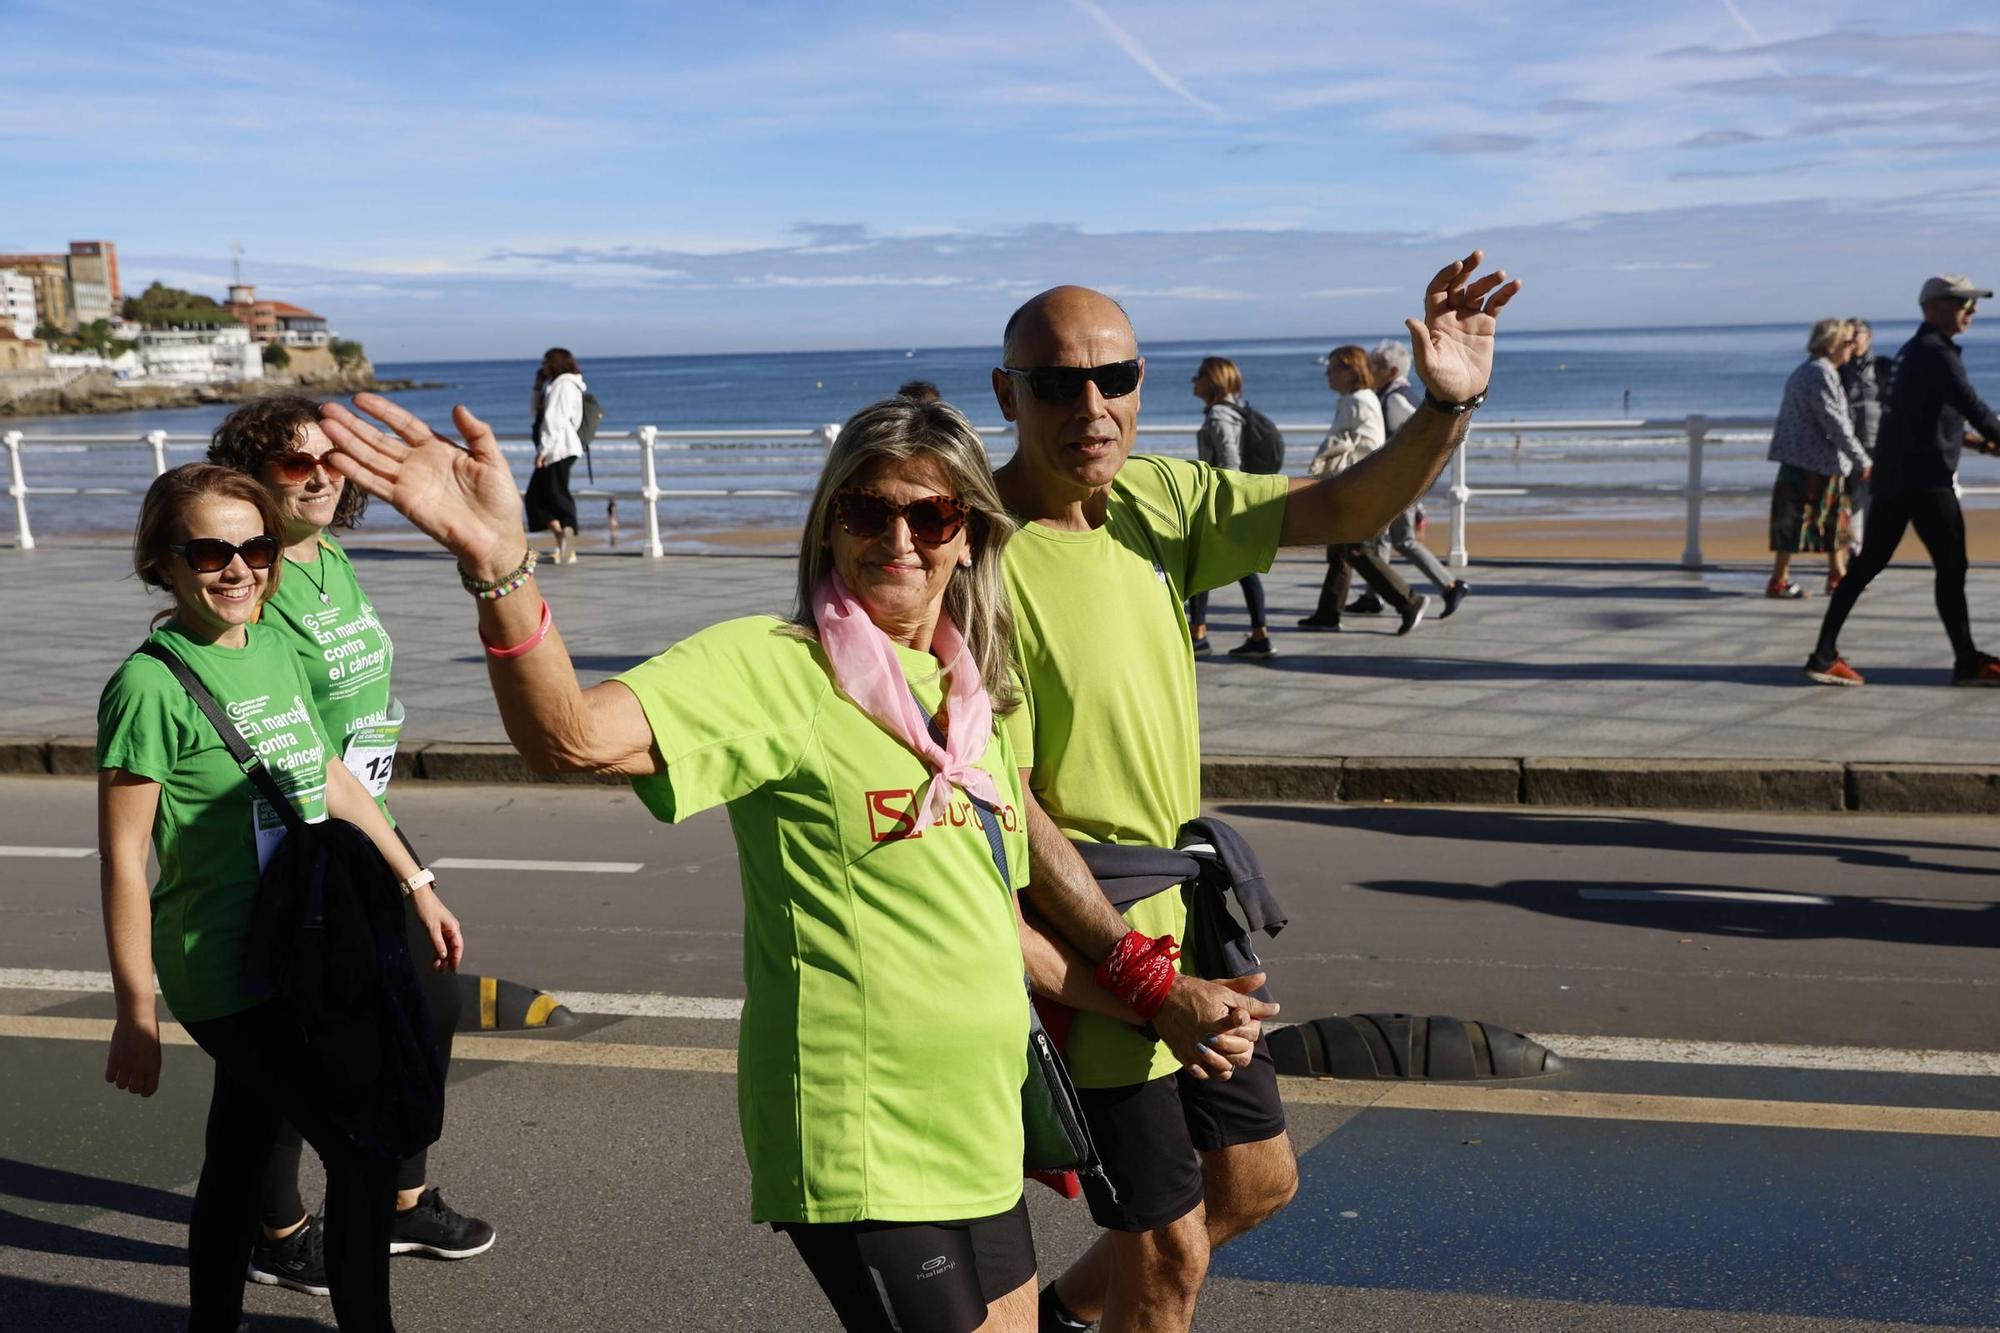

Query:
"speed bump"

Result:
[[1270, 1013, 1562, 1081], [456, 974, 577, 1032]]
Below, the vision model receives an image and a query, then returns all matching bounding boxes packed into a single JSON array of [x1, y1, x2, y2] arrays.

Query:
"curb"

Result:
[[12, 734, 1997, 814]]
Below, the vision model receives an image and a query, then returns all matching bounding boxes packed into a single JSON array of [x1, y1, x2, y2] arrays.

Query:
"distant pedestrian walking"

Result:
[[1806, 275, 2000, 687], [1360, 339, 1469, 618], [1766, 319, 1867, 599], [1184, 356, 1273, 657], [1841, 319, 1888, 553], [1298, 346, 1429, 634], [526, 348, 586, 564]]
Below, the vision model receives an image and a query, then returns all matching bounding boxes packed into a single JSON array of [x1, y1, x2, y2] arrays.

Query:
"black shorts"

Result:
[[1076, 1034, 1288, 1233], [775, 1195, 1036, 1333]]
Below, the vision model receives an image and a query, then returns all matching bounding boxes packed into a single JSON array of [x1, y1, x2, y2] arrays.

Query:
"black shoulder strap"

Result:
[[908, 685, 1010, 892], [138, 641, 309, 836]]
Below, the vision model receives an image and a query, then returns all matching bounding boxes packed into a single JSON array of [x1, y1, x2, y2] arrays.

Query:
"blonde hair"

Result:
[[1194, 356, 1242, 403], [791, 398, 1020, 715], [1807, 318, 1852, 358]]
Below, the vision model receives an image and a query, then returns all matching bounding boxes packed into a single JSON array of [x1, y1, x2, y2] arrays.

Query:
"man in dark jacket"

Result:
[[1806, 274, 2000, 686]]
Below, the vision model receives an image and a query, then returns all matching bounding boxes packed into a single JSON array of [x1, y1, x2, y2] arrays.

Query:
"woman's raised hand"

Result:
[[320, 395, 528, 581]]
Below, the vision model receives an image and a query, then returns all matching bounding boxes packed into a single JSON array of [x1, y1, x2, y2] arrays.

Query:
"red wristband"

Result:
[[1095, 930, 1180, 1022], [481, 600, 553, 659]]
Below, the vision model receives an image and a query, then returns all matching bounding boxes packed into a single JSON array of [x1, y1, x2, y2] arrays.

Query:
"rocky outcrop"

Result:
[[0, 356, 437, 418]]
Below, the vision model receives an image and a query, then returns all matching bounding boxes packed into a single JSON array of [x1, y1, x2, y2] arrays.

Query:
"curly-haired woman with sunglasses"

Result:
[[207, 396, 497, 1300], [314, 391, 1241, 1333], [97, 462, 464, 1331]]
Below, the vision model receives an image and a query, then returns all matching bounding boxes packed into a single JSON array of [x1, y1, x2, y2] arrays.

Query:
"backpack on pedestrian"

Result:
[[578, 391, 604, 482], [1236, 401, 1286, 474]]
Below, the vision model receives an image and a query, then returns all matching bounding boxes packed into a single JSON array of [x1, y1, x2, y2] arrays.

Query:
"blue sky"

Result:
[[5, 0, 1998, 359]]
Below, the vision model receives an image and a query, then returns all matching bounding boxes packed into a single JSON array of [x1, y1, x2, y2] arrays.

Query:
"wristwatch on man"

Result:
[[1423, 389, 1486, 416]]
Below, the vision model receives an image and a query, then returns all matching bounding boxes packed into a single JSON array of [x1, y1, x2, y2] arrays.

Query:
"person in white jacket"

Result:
[[527, 348, 586, 564], [1298, 346, 1428, 634]]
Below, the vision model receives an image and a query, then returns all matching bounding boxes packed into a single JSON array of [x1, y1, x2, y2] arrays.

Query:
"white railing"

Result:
[[3, 414, 1824, 567]]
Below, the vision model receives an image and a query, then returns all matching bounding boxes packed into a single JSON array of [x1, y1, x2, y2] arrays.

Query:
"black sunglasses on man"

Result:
[[998, 358, 1144, 404]]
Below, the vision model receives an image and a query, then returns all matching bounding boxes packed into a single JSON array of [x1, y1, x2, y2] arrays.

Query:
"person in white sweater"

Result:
[[1299, 346, 1428, 634], [527, 348, 587, 564]]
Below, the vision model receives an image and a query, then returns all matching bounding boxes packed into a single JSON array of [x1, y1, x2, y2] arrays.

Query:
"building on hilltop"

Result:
[[67, 242, 121, 306], [226, 283, 333, 347], [0, 271, 35, 340], [135, 325, 262, 385], [0, 254, 73, 332], [0, 328, 49, 372]]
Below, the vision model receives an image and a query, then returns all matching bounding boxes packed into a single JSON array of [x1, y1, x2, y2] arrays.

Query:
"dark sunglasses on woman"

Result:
[[832, 490, 971, 545], [998, 359, 1143, 404], [269, 451, 333, 484], [169, 535, 280, 573]]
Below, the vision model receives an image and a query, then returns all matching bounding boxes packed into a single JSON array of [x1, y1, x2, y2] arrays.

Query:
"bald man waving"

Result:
[[994, 254, 1519, 1333]]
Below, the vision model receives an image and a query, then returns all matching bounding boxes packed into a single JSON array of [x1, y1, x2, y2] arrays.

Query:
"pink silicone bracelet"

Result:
[[481, 600, 553, 659]]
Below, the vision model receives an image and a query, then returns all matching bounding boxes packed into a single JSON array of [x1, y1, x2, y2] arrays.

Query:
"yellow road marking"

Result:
[[479, 975, 498, 1030], [8, 1014, 1996, 1139], [523, 993, 561, 1027]]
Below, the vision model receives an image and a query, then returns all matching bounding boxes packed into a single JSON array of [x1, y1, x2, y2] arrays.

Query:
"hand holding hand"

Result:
[[1154, 972, 1280, 1080], [1407, 249, 1522, 405], [320, 395, 528, 582], [105, 1013, 161, 1098]]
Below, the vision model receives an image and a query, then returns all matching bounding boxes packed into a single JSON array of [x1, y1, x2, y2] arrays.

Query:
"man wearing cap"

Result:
[[1806, 275, 2000, 686], [992, 252, 1518, 1333]]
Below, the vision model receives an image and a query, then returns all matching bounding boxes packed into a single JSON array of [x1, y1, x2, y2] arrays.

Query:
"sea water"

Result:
[[10, 323, 1997, 539]]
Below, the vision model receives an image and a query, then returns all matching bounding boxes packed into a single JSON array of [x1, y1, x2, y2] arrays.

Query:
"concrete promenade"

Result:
[[7, 537, 2000, 810]]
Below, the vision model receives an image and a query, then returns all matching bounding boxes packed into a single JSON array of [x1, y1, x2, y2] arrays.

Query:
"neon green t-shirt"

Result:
[[96, 622, 334, 1023], [260, 536, 400, 817], [615, 616, 1031, 1224], [1003, 454, 1288, 1087]]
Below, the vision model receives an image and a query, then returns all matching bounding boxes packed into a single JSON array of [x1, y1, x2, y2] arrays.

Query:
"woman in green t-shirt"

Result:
[[208, 396, 496, 1292], [318, 393, 1142, 1333], [97, 463, 464, 1332]]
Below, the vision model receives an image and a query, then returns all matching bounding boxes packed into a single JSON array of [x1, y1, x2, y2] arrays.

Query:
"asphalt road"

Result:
[[3, 775, 1997, 1331]]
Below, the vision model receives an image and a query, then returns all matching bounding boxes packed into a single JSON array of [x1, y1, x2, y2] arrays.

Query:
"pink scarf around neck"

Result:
[[812, 572, 1000, 824]]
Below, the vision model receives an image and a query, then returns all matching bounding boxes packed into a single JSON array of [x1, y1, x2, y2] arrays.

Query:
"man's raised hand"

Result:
[[1407, 249, 1521, 406]]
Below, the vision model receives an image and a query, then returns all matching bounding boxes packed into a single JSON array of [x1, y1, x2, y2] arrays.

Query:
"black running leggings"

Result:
[[1814, 486, 1976, 667], [1186, 576, 1269, 632], [259, 838, 462, 1228], [183, 1002, 399, 1332]]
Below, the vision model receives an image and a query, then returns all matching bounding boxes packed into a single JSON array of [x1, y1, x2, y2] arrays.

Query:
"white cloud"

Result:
[[1067, 0, 1225, 118]]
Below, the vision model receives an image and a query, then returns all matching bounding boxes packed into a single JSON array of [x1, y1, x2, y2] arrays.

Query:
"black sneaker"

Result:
[[1397, 595, 1430, 636], [1227, 635, 1274, 659], [1441, 581, 1470, 618], [1296, 615, 1342, 632], [1343, 594, 1385, 615], [390, 1187, 496, 1260], [1190, 636, 1212, 656], [248, 1215, 330, 1297]]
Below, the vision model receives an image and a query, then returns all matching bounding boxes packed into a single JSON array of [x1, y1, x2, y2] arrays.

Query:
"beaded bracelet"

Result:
[[481, 600, 554, 659], [460, 547, 537, 600]]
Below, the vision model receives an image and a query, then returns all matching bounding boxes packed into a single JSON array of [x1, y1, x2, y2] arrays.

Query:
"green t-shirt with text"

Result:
[[261, 537, 400, 816], [96, 622, 334, 1023], [616, 616, 1031, 1224], [1003, 454, 1288, 1087]]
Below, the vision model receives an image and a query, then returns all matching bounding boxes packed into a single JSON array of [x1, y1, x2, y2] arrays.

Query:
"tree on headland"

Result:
[[331, 338, 365, 367], [122, 281, 239, 329], [41, 318, 135, 358], [263, 343, 291, 370]]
